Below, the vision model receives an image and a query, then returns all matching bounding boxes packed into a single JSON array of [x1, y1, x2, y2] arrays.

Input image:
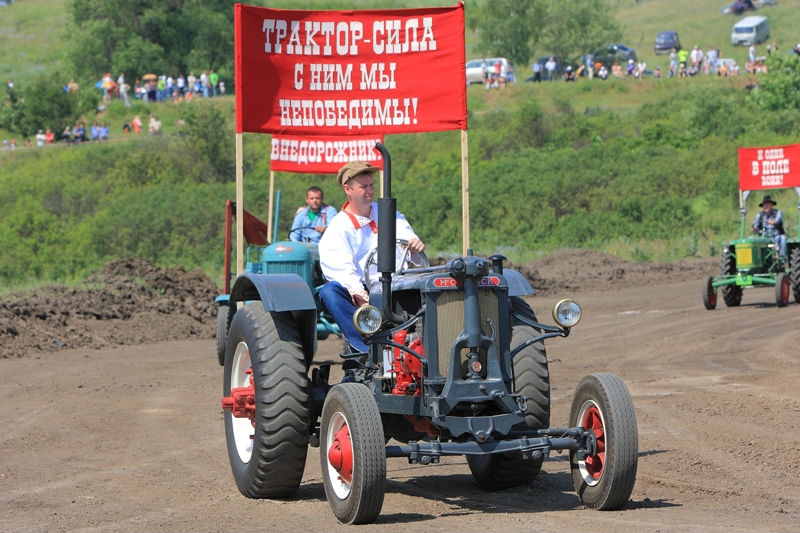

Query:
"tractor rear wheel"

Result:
[[702, 276, 717, 310], [721, 254, 742, 307], [789, 248, 800, 303], [775, 272, 790, 307], [222, 302, 310, 498], [466, 297, 549, 490], [320, 383, 386, 525], [216, 303, 235, 366], [569, 373, 638, 510]]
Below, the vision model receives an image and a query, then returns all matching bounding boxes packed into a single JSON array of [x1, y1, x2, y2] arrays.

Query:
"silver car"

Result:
[[465, 58, 512, 85]]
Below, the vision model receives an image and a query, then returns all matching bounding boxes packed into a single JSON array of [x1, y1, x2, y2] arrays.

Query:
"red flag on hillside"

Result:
[[234, 3, 467, 136], [738, 143, 800, 190]]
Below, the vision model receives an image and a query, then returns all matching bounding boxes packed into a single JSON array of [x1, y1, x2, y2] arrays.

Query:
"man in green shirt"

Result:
[[210, 70, 219, 97]]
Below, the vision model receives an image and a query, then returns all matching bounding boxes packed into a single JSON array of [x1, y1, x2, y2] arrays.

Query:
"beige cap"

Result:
[[337, 160, 381, 188]]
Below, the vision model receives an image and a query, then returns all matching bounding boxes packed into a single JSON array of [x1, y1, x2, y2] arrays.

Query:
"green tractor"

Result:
[[703, 188, 800, 309]]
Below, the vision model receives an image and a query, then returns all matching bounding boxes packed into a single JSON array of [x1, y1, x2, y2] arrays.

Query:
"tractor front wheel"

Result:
[[320, 383, 386, 525], [216, 303, 235, 366], [702, 276, 717, 310], [570, 373, 638, 510], [222, 303, 310, 498], [775, 272, 790, 307]]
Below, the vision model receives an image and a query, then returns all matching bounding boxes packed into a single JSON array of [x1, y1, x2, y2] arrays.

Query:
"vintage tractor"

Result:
[[214, 199, 341, 365], [220, 143, 638, 524], [702, 188, 800, 309]]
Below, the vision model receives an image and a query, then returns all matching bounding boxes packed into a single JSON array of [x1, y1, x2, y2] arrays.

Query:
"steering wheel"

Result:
[[363, 239, 430, 288], [288, 226, 318, 242]]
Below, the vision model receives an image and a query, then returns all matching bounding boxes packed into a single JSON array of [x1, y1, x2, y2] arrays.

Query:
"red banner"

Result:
[[234, 3, 467, 135], [270, 134, 384, 173], [738, 143, 800, 190]]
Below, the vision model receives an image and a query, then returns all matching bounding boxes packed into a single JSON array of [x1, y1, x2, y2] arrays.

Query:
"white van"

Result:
[[731, 16, 769, 47]]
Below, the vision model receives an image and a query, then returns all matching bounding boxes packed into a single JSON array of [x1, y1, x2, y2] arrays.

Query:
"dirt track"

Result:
[[1, 251, 798, 532]]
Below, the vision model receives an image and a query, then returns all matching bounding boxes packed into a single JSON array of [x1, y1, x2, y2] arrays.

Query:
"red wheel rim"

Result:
[[707, 280, 717, 307], [780, 277, 790, 303], [328, 422, 353, 484], [581, 405, 605, 480]]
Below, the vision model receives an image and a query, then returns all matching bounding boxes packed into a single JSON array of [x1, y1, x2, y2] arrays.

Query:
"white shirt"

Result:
[[319, 202, 419, 294]]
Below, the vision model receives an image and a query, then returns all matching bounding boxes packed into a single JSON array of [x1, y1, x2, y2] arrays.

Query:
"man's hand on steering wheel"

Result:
[[406, 237, 425, 255]]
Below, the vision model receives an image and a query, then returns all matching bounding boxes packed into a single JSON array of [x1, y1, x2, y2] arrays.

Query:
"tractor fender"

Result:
[[503, 269, 535, 297], [229, 273, 318, 367]]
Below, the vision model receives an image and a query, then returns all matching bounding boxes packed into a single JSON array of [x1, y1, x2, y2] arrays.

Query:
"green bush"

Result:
[[4, 79, 800, 288]]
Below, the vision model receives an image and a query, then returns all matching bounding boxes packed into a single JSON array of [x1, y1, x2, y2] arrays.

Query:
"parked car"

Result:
[[722, 0, 777, 15], [591, 44, 637, 69], [655, 31, 681, 54], [730, 15, 769, 46], [465, 58, 513, 85]]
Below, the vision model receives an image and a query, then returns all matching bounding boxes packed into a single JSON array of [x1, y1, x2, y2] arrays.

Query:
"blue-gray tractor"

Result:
[[220, 143, 638, 524]]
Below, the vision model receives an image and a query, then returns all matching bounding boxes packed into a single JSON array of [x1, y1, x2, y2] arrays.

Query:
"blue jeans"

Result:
[[319, 281, 368, 352], [774, 234, 787, 259]]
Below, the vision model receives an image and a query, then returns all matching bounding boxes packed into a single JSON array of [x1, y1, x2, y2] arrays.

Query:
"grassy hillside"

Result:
[[5, 74, 800, 291], [613, 0, 793, 74], [3, 1, 797, 89], [0, 0, 67, 87], [2, 0, 800, 290]]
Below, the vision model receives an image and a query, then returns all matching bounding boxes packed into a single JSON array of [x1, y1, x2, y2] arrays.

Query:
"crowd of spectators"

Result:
[[528, 39, 796, 84], [111, 70, 225, 106], [2, 66, 223, 149]]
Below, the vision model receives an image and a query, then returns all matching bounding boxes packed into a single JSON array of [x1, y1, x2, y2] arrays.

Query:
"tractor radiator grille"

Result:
[[735, 242, 758, 269], [263, 260, 314, 287], [435, 290, 499, 377]]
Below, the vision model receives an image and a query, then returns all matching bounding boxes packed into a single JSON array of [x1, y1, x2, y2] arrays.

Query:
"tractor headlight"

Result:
[[353, 305, 382, 335], [552, 299, 581, 328]]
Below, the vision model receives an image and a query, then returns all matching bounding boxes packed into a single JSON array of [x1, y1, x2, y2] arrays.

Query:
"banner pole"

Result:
[[236, 132, 244, 276], [461, 129, 469, 255], [267, 170, 275, 243]]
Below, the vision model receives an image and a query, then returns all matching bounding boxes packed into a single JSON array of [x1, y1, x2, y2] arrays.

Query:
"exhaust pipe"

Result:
[[374, 142, 403, 323]]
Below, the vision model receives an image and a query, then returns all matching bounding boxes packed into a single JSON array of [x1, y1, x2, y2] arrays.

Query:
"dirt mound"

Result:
[[0, 251, 718, 359], [510, 248, 717, 296], [0, 257, 218, 358]]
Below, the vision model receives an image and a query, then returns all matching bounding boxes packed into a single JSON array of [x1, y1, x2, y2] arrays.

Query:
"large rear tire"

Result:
[[789, 248, 800, 304], [721, 253, 742, 307], [223, 302, 310, 498], [466, 297, 549, 490], [570, 373, 638, 510], [320, 383, 386, 525]]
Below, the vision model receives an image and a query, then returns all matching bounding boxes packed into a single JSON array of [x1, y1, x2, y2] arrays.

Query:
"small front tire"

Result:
[[702, 276, 717, 310], [216, 303, 235, 366], [320, 383, 386, 525], [570, 373, 638, 510], [775, 272, 790, 307]]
